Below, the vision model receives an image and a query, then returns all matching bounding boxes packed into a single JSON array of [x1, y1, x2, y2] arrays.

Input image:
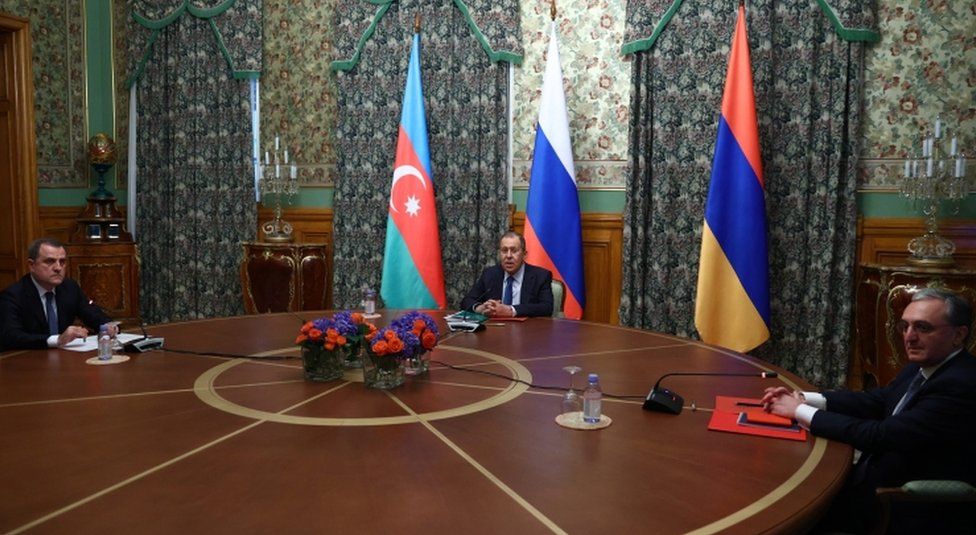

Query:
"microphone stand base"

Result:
[[643, 388, 684, 414]]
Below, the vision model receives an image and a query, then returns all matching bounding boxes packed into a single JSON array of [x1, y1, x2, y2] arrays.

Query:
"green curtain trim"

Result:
[[450, 0, 523, 66], [125, 29, 162, 88], [815, 0, 880, 43], [127, 0, 258, 87], [620, 0, 878, 55], [331, 0, 523, 72], [619, 0, 684, 56], [131, 0, 237, 29], [330, 1, 394, 72]]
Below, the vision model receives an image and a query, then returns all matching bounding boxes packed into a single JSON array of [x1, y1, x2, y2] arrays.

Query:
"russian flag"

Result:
[[524, 22, 585, 320], [380, 33, 446, 309], [694, 4, 770, 352]]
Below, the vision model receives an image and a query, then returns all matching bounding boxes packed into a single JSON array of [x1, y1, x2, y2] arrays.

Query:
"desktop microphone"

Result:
[[643, 371, 778, 414], [122, 323, 165, 353]]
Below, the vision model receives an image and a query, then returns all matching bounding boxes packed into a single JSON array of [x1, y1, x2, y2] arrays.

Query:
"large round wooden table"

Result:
[[0, 312, 851, 534]]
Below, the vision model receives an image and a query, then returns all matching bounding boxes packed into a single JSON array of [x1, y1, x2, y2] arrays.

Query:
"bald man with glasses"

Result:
[[0, 238, 113, 350], [761, 287, 975, 534]]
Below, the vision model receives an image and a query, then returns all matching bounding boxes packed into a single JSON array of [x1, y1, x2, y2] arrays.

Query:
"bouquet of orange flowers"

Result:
[[297, 311, 377, 380], [366, 311, 438, 359]]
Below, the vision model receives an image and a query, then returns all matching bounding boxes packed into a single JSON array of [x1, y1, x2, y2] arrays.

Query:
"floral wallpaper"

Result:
[[859, 0, 976, 190], [260, 0, 337, 187], [513, 0, 631, 189], [0, 0, 88, 188]]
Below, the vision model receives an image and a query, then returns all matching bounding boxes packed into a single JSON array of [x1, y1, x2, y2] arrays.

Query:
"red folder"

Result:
[[707, 396, 807, 442]]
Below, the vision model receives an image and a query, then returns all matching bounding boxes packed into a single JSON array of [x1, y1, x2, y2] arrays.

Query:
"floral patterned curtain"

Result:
[[330, 0, 522, 309], [127, 1, 261, 324], [620, 0, 877, 388]]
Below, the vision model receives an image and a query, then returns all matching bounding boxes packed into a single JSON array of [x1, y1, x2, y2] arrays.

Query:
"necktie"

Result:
[[503, 276, 514, 306], [892, 371, 925, 415], [45, 291, 58, 336]]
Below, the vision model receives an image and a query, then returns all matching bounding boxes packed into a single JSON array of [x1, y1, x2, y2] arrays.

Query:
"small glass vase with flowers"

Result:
[[296, 311, 375, 382], [394, 311, 439, 376], [363, 311, 438, 388]]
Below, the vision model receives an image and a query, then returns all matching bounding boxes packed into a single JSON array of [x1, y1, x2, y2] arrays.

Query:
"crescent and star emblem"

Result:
[[390, 164, 428, 217]]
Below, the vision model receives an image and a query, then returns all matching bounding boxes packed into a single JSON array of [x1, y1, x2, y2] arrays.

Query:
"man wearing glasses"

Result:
[[460, 231, 553, 318], [0, 238, 114, 350], [762, 287, 974, 533]]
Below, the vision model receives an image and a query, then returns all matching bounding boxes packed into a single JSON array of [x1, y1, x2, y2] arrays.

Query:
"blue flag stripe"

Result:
[[526, 127, 585, 303], [401, 34, 431, 179], [704, 117, 770, 322]]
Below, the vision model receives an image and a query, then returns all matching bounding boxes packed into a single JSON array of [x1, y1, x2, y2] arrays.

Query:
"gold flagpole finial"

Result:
[[739, 0, 744, 8], [550, 0, 557, 21], [414, 13, 421, 33]]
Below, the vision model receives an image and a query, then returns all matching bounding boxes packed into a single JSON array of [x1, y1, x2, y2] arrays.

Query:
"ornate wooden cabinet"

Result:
[[851, 263, 976, 390], [240, 242, 330, 314], [64, 241, 141, 327]]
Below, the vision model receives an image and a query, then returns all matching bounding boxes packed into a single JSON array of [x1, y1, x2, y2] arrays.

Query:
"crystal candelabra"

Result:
[[259, 135, 299, 243], [900, 116, 970, 267]]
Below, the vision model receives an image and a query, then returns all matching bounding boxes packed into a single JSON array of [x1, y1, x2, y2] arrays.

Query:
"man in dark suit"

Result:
[[460, 231, 553, 318], [762, 287, 975, 534], [0, 238, 113, 350]]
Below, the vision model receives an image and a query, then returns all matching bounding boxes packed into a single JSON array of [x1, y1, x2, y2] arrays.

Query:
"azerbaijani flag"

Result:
[[694, 4, 769, 352], [524, 22, 585, 320], [380, 33, 446, 309]]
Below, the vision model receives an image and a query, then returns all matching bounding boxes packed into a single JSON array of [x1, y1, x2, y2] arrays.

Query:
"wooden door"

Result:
[[0, 13, 39, 289]]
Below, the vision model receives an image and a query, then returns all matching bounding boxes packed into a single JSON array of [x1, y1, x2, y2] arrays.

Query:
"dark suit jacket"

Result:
[[0, 274, 110, 350], [460, 264, 553, 317], [811, 351, 976, 533]]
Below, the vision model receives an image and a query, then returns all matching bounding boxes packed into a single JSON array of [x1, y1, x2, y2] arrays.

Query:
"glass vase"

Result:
[[362, 351, 405, 390], [343, 342, 363, 369], [301, 344, 344, 382], [403, 350, 429, 376]]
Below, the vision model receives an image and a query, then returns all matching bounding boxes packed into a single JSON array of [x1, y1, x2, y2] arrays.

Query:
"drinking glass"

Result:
[[561, 365, 583, 417]]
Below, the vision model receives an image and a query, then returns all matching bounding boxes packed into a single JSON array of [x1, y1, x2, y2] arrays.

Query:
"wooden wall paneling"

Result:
[[513, 212, 623, 324], [0, 14, 39, 289], [232, 206, 627, 323], [256, 206, 333, 245], [858, 217, 976, 269], [38, 206, 82, 244]]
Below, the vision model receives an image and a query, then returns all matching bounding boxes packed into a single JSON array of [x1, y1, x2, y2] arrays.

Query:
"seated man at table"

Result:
[[0, 238, 114, 350], [460, 231, 553, 318], [761, 287, 975, 534]]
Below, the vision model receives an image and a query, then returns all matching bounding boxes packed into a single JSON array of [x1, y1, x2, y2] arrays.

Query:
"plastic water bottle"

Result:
[[97, 324, 112, 361], [364, 289, 376, 315], [582, 373, 602, 424]]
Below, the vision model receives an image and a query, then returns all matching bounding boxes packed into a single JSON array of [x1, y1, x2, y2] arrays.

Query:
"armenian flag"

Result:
[[694, 5, 769, 352]]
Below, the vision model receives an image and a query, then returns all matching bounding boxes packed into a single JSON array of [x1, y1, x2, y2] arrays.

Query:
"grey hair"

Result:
[[912, 287, 972, 338]]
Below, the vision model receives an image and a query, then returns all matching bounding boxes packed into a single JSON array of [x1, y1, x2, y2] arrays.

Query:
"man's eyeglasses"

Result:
[[895, 320, 952, 334]]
